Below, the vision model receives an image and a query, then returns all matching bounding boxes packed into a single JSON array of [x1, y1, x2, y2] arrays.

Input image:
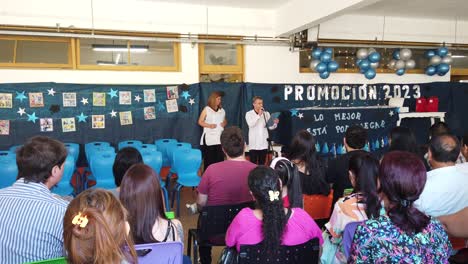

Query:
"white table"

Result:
[[397, 112, 445, 126]]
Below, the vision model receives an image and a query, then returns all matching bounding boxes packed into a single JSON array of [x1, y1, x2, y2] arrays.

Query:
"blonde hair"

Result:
[[207, 91, 223, 111], [63, 189, 137, 264]]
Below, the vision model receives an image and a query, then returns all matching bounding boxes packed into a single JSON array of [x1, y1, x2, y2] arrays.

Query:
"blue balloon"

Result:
[[425, 66, 437, 76], [425, 50, 436, 58], [392, 50, 401, 60], [327, 61, 339, 72], [437, 47, 449, 57], [437, 71, 447, 76], [396, 68, 405, 76], [315, 62, 327, 73], [437, 63, 450, 74], [319, 71, 330, 79], [356, 59, 362, 65], [359, 59, 370, 70], [320, 52, 332, 63], [324, 48, 333, 55], [312, 48, 322, 59], [364, 69, 376, 79], [359, 67, 367, 74], [368, 52, 381, 63]]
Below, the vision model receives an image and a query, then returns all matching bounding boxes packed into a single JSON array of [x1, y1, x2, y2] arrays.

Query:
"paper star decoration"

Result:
[[47, 88, 56, 96], [17, 108, 26, 116], [290, 109, 298, 117], [181, 91, 191, 100], [27, 112, 39, 123], [110, 110, 117, 117], [108, 89, 118, 98], [15, 91, 27, 102], [77, 112, 88, 122], [157, 101, 166, 111], [134, 95, 141, 102], [389, 110, 394, 116], [189, 98, 195, 105], [81, 97, 89, 105], [298, 113, 304, 119]]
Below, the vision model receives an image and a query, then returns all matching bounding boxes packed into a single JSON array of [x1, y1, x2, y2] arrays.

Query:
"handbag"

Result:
[[217, 246, 238, 264]]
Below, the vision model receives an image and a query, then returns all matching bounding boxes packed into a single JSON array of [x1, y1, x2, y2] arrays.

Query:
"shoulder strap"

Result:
[[285, 207, 292, 219], [162, 219, 172, 242]]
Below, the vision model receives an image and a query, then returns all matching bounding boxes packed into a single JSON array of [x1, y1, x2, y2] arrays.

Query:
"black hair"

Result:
[[248, 166, 287, 253], [389, 126, 419, 154], [345, 125, 368, 149], [429, 121, 450, 139], [271, 158, 303, 208], [220, 126, 245, 158], [348, 152, 381, 219], [112, 147, 143, 187], [462, 132, 468, 147], [429, 134, 461, 163]]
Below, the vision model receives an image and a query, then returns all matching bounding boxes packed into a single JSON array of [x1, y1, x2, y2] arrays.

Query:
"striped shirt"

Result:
[[0, 178, 68, 264]]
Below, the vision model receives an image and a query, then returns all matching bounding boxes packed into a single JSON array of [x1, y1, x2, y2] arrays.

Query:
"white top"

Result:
[[245, 109, 277, 150], [200, 106, 225, 146], [414, 165, 468, 217]]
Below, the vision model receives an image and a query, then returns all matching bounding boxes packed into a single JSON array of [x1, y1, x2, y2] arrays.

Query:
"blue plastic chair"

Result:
[[64, 143, 80, 163], [155, 139, 178, 167], [135, 241, 183, 264], [118, 140, 143, 150], [0, 151, 18, 188], [9, 145, 22, 154], [85, 141, 111, 162], [139, 148, 169, 210], [89, 151, 117, 189], [138, 143, 158, 153], [171, 148, 202, 216], [168, 142, 192, 174], [51, 155, 76, 196]]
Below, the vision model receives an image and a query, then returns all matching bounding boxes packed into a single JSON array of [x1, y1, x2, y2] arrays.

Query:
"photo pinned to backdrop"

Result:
[[310, 47, 339, 79], [63, 92, 77, 107], [166, 99, 179, 113], [144, 89, 156, 102], [144, 106, 156, 120], [93, 92, 106, 106], [92, 115, 105, 129], [61, 117, 76, 132], [424, 47, 452, 76], [166, 86, 179, 99], [0, 120, 9, 135], [119, 91, 132, 105], [119, 111, 133, 125], [356, 48, 381, 80], [0, 93, 12, 108], [40, 118, 54, 132], [29, 92, 44, 107], [387, 48, 415, 76]]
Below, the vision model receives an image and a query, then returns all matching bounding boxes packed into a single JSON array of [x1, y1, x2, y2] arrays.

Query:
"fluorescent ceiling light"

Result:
[[452, 55, 466, 58], [96, 60, 127, 66], [92, 44, 148, 53]]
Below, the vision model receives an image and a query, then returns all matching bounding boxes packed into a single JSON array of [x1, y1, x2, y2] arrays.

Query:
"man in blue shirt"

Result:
[[0, 136, 69, 264]]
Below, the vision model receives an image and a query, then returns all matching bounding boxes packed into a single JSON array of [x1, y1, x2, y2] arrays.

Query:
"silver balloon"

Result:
[[441, 55, 453, 65], [388, 60, 397, 69], [309, 59, 320, 70], [368, 48, 377, 54], [370, 62, 379, 69], [356, 48, 369, 60], [405, 59, 416, 69], [430, 55, 442, 65], [400, 48, 412, 61], [395, 60, 406, 70]]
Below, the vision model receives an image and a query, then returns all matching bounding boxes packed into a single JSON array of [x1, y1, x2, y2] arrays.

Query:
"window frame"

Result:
[[198, 43, 244, 74]]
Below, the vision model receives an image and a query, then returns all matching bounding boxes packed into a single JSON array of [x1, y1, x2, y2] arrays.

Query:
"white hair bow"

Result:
[[268, 190, 280, 202]]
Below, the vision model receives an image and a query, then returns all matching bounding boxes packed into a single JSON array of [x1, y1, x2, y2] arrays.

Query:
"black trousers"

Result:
[[202, 143, 224, 171], [249, 149, 267, 165], [199, 245, 212, 264]]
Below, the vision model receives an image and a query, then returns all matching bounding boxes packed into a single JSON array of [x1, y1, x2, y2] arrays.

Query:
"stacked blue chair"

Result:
[[64, 143, 80, 163], [118, 140, 143, 150], [135, 241, 183, 264], [168, 142, 192, 174], [155, 139, 178, 167], [51, 155, 76, 196], [0, 151, 18, 188], [89, 150, 117, 189], [9, 145, 22, 154], [171, 148, 202, 216], [85, 141, 111, 162]]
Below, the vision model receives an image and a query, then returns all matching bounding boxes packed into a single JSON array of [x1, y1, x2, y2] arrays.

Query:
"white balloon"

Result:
[[388, 60, 397, 69], [430, 55, 442, 65], [310, 60, 320, 70], [405, 59, 416, 69], [368, 48, 377, 54], [400, 48, 412, 61], [356, 48, 369, 60], [441, 55, 453, 65], [395, 60, 406, 70], [370, 62, 379, 69]]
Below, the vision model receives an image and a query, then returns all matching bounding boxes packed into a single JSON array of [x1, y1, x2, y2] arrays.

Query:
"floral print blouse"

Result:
[[348, 215, 451, 263]]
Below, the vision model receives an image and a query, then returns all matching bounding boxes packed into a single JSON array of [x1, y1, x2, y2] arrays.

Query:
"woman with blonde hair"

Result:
[[63, 189, 137, 264], [198, 91, 227, 170]]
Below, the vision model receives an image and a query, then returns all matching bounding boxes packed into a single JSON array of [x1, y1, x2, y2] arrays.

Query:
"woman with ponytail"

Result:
[[225, 166, 322, 253], [63, 189, 137, 264], [270, 157, 303, 208], [349, 151, 451, 263], [321, 152, 380, 263]]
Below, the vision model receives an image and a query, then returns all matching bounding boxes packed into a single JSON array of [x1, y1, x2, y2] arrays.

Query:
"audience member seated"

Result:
[[438, 207, 468, 239], [270, 157, 303, 208], [423, 122, 466, 167], [111, 147, 143, 197], [349, 151, 451, 263], [458, 133, 468, 169], [287, 130, 329, 196], [0, 136, 68, 263], [196, 126, 256, 264], [63, 189, 137, 264], [225, 166, 323, 253], [415, 134, 468, 217], [389, 126, 427, 167], [326, 125, 368, 206], [321, 152, 380, 263]]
